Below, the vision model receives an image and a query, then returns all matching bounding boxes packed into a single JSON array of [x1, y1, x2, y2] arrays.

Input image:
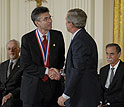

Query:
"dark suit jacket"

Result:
[[99, 60, 124, 107], [20, 29, 65, 105], [64, 28, 99, 107], [0, 58, 22, 106]]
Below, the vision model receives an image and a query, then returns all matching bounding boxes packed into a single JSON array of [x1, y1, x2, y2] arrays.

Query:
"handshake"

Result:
[[47, 68, 64, 80]]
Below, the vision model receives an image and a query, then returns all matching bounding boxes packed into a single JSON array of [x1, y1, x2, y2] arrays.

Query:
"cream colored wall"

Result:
[[0, 0, 113, 70], [103, 0, 114, 66]]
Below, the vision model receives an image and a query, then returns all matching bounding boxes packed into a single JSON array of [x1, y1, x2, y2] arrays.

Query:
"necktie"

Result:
[[42, 35, 49, 82], [7, 62, 13, 78], [42, 35, 47, 53], [109, 68, 115, 84]]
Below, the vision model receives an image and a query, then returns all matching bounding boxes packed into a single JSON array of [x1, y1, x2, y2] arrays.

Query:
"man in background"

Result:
[[58, 8, 99, 107], [20, 6, 65, 107], [0, 39, 22, 107], [98, 43, 124, 107]]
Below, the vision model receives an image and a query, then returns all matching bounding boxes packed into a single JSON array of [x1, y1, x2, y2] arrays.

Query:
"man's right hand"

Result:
[[48, 68, 61, 80], [97, 104, 102, 107], [97, 104, 110, 107]]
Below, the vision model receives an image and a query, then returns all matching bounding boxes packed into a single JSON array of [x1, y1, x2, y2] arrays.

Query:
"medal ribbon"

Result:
[[35, 29, 50, 67]]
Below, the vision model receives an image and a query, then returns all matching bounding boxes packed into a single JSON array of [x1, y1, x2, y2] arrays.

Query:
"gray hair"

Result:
[[106, 43, 121, 54], [31, 6, 49, 26], [67, 8, 87, 28], [6, 39, 20, 48]]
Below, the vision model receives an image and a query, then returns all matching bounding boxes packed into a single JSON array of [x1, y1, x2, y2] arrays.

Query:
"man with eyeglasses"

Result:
[[0, 39, 22, 107], [20, 6, 65, 107]]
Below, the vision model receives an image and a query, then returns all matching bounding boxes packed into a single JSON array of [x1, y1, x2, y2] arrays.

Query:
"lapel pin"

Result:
[[18, 65, 20, 67], [53, 44, 56, 46]]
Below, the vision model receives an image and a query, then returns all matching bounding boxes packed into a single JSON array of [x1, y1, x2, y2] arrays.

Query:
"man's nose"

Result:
[[10, 48, 14, 52], [107, 54, 111, 58]]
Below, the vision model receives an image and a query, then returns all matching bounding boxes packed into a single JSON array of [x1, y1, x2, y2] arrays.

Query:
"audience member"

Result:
[[98, 43, 124, 107], [0, 39, 22, 107]]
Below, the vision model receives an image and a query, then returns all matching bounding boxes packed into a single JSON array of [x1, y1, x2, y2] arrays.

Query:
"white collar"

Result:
[[110, 60, 120, 73], [37, 28, 48, 38], [10, 58, 18, 64], [71, 28, 81, 40]]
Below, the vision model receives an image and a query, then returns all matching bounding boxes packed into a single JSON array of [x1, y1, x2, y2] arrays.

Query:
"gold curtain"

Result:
[[113, 0, 124, 61]]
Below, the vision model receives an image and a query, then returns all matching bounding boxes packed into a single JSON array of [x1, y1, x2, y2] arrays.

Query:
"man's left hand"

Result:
[[2, 93, 12, 105], [58, 96, 66, 106]]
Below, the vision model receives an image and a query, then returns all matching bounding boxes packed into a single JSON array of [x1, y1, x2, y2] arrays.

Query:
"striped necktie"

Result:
[[7, 62, 13, 78], [43, 35, 47, 53], [109, 67, 115, 84]]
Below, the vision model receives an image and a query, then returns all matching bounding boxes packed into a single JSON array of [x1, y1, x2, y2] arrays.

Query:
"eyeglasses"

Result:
[[7, 47, 18, 51], [39, 16, 52, 22]]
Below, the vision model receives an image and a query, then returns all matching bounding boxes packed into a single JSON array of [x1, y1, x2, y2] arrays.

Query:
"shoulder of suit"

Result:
[[16, 58, 20, 63], [50, 29, 62, 34], [49, 29, 63, 40], [0, 59, 10, 65], [100, 64, 110, 71], [22, 30, 35, 38], [118, 60, 124, 68], [119, 60, 124, 64]]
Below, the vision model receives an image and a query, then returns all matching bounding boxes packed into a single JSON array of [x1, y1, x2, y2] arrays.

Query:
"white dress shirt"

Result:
[[105, 60, 120, 88]]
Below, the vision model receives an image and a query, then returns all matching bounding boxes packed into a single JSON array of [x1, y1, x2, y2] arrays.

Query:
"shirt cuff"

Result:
[[45, 68, 48, 74], [107, 102, 110, 105], [62, 93, 70, 100]]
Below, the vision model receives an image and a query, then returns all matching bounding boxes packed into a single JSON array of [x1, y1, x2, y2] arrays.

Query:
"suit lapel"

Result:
[[31, 30, 44, 60], [102, 66, 109, 88], [3, 61, 9, 82], [6, 59, 21, 82], [49, 30, 56, 66], [109, 61, 123, 89]]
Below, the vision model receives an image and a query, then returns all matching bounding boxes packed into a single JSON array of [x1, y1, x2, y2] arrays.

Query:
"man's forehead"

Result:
[[106, 46, 116, 50], [7, 42, 17, 47], [39, 12, 50, 17]]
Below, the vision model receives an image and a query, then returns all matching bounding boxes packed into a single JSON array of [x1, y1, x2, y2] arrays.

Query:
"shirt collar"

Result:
[[110, 60, 120, 73], [37, 28, 48, 38], [10, 58, 18, 64], [71, 28, 81, 40]]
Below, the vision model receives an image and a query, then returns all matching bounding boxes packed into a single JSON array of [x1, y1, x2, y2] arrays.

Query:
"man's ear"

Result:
[[118, 52, 121, 58], [34, 20, 39, 27], [70, 22, 75, 28], [18, 48, 21, 53]]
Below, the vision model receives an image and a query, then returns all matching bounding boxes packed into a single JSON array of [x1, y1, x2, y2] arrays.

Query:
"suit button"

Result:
[[4, 88, 6, 91]]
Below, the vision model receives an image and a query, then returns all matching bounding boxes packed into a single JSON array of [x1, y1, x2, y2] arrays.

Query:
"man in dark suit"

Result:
[[20, 6, 65, 107], [57, 8, 99, 107], [98, 43, 124, 107], [0, 39, 22, 107]]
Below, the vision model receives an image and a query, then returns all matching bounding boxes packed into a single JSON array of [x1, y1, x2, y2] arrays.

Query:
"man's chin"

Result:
[[9, 55, 15, 59], [107, 61, 113, 64]]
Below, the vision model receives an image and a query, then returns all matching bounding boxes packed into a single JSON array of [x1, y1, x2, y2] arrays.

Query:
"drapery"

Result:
[[113, 0, 124, 61]]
